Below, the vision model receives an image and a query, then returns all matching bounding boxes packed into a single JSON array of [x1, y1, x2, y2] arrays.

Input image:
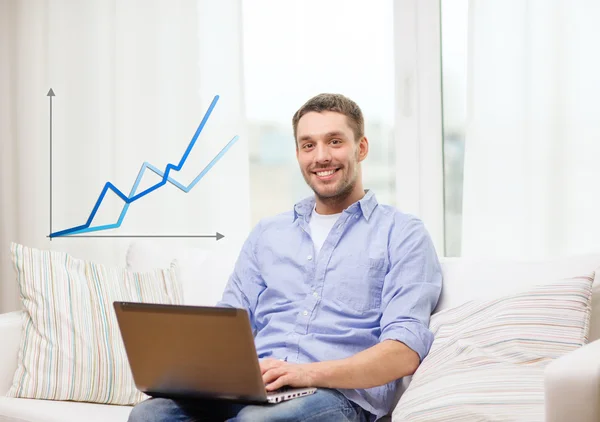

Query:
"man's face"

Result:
[[295, 111, 367, 201]]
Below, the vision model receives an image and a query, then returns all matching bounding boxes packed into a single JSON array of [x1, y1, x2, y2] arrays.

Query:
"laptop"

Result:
[[113, 301, 317, 404]]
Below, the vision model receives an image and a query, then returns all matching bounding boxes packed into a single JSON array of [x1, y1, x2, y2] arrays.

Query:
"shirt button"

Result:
[[303, 310, 309, 316], [355, 215, 359, 219], [307, 255, 312, 260], [313, 291, 318, 298]]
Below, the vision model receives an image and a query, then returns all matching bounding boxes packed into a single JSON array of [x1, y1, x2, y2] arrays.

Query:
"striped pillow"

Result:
[[393, 274, 594, 422], [7, 243, 183, 405]]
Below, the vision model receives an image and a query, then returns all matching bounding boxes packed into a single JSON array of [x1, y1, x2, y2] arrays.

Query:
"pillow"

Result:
[[393, 273, 595, 422], [7, 243, 183, 405], [171, 254, 233, 306]]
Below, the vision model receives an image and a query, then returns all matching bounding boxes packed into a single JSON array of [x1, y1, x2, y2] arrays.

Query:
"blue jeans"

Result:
[[128, 388, 370, 422]]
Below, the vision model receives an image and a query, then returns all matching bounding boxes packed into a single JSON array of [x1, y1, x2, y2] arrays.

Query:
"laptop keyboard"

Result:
[[267, 386, 290, 395], [266, 387, 315, 403]]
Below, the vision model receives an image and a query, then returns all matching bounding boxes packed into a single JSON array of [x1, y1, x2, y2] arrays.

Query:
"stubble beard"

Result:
[[304, 162, 358, 209]]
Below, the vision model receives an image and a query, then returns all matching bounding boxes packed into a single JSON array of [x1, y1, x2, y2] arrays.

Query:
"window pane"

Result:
[[441, 0, 468, 257], [242, 0, 395, 225]]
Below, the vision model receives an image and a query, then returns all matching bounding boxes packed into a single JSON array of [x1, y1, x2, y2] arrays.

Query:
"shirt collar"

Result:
[[293, 189, 378, 222]]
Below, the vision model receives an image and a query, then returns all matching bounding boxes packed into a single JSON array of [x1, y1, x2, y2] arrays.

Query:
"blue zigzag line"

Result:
[[50, 94, 239, 238]]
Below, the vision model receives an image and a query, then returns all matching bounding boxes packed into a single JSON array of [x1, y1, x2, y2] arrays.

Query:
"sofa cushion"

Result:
[[0, 397, 131, 422], [438, 254, 600, 341], [126, 238, 241, 306], [7, 243, 182, 405], [125, 240, 209, 273], [0, 312, 22, 396], [393, 273, 595, 422]]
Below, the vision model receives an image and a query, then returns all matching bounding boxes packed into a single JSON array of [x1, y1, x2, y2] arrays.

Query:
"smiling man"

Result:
[[129, 94, 442, 421]]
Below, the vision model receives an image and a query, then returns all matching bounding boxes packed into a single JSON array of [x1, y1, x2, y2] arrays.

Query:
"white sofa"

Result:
[[0, 242, 599, 422]]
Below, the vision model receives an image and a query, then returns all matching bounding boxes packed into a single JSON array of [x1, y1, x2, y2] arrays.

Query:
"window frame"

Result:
[[393, 0, 445, 255]]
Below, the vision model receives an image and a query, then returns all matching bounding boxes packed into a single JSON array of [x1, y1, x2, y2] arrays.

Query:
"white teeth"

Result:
[[316, 170, 336, 176]]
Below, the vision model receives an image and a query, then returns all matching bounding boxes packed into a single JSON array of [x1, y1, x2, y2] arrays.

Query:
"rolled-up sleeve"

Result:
[[216, 220, 266, 333], [379, 216, 442, 361]]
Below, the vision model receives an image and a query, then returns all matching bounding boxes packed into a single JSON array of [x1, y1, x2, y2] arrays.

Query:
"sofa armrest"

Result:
[[544, 338, 600, 422], [0, 311, 22, 395]]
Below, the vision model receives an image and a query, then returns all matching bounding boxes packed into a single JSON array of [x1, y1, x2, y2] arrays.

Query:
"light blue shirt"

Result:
[[218, 190, 442, 420]]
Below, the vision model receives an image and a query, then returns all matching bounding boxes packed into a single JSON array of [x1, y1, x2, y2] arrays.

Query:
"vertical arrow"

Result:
[[47, 88, 55, 240]]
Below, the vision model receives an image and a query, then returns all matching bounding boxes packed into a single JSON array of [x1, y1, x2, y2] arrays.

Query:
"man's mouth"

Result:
[[313, 168, 340, 180]]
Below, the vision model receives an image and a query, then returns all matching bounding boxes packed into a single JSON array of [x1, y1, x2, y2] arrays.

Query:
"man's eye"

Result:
[[331, 139, 342, 144], [302, 143, 313, 149]]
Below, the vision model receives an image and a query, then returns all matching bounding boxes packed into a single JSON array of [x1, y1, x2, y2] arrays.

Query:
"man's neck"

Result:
[[314, 186, 366, 215]]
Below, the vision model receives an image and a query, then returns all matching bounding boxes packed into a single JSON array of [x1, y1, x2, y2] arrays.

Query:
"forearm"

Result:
[[310, 340, 420, 389]]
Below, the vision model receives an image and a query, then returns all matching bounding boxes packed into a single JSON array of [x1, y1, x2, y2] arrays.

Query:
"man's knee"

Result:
[[128, 398, 177, 422]]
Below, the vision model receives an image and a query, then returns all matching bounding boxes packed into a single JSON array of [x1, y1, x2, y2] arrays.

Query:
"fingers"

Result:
[[262, 366, 284, 386], [265, 374, 289, 392], [259, 358, 285, 375]]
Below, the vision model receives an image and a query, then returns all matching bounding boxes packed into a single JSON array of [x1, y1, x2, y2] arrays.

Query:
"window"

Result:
[[242, 0, 396, 225], [441, 0, 468, 257]]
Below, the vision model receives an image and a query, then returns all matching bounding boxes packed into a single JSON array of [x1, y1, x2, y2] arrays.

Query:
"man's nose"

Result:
[[314, 144, 331, 163]]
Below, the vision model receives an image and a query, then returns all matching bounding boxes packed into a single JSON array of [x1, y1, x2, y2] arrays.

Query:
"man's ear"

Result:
[[357, 136, 369, 162]]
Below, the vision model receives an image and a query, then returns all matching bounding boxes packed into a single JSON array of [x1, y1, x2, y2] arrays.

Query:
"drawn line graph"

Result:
[[50, 94, 239, 238]]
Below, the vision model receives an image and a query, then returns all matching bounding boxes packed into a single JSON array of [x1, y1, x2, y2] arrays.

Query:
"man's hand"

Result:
[[259, 341, 420, 391], [260, 358, 318, 391]]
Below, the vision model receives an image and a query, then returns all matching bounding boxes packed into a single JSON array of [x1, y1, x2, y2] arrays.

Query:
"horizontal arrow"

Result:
[[46, 232, 224, 240]]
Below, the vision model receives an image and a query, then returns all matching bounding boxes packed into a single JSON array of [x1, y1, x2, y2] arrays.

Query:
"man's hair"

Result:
[[292, 93, 364, 143]]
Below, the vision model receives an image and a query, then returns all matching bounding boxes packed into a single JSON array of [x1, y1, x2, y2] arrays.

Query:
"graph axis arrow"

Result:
[[47, 88, 55, 241], [47, 232, 225, 241]]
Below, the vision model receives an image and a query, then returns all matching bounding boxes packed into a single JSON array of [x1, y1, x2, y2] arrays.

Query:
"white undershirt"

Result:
[[309, 206, 342, 255]]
